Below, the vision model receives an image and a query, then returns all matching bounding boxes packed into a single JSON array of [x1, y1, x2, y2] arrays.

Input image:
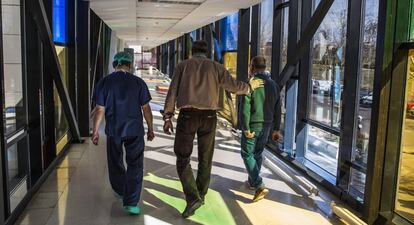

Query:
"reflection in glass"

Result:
[[281, 2, 289, 70], [8, 143, 19, 180], [350, 0, 379, 201], [7, 138, 28, 212], [395, 50, 414, 223], [305, 125, 339, 176], [309, 0, 347, 129], [218, 52, 238, 127], [354, 0, 379, 165], [258, 0, 273, 69], [54, 46, 70, 146], [54, 83, 69, 145], [349, 168, 366, 202], [2, 2, 25, 135], [220, 13, 238, 51]]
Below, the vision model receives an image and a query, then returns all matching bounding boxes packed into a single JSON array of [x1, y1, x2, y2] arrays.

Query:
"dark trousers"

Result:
[[174, 109, 217, 204], [107, 136, 144, 206]]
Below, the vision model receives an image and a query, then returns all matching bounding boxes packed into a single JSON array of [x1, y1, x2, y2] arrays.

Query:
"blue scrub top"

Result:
[[94, 71, 152, 139]]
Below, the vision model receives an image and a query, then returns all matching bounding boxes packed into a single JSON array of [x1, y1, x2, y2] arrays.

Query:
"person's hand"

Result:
[[244, 130, 255, 139], [92, 131, 99, 145], [249, 79, 264, 91], [147, 129, 155, 141], [272, 130, 281, 141], [163, 120, 174, 135]]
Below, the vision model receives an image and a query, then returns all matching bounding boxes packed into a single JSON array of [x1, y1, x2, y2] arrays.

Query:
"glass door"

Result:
[[395, 49, 414, 223]]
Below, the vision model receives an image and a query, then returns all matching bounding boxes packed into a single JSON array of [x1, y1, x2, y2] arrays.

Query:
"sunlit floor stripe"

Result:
[[144, 215, 172, 225], [144, 174, 237, 225], [232, 190, 334, 225], [145, 150, 299, 195]]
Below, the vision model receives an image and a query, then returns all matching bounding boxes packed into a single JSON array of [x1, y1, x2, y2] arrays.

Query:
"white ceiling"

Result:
[[88, 0, 262, 48]]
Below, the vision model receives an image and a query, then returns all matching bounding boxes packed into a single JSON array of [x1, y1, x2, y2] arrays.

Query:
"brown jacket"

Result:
[[164, 55, 250, 117]]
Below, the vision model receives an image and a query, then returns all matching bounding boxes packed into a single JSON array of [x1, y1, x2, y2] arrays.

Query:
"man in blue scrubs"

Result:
[[92, 51, 154, 215]]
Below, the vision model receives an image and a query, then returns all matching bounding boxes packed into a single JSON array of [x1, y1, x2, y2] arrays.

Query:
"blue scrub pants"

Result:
[[107, 136, 144, 207]]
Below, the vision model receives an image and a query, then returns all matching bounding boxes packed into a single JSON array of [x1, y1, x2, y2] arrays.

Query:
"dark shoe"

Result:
[[182, 200, 203, 218], [253, 187, 269, 202]]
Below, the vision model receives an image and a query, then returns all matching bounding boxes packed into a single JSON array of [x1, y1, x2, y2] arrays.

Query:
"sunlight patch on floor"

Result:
[[144, 174, 237, 225], [231, 190, 334, 225]]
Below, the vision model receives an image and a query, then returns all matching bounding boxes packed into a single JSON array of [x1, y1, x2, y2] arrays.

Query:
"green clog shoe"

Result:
[[124, 206, 141, 215]]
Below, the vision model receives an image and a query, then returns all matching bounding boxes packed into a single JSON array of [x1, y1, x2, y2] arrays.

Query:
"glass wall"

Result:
[[351, 0, 380, 200], [2, 0, 25, 136], [217, 13, 239, 127], [281, 0, 289, 70], [258, 0, 273, 69], [2, 0, 29, 213], [54, 46, 70, 155], [279, 2, 289, 146], [53, 0, 70, 154], [306, 0, 348, 176], [395, 49, 414, 223]]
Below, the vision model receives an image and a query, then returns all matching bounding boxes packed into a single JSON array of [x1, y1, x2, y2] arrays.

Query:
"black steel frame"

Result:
[[271, 0, 283, 79], [236, 8, 251, 129], [76, 0, 90, 137], [250, 4, 260, 59], [337, 0, 366, 208], [0, 1, 7, 223], [27, 0, 81, 142], [168, 40, 175, 77]]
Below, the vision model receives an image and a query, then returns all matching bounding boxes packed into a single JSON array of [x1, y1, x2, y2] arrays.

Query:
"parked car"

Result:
[[359, 89, 372, 100], [360, 92, 373, 106], [312, 80, 320, 94], [408, 107, 414, 118], [318, 80, 332, 96], [407, 96, 414, 112]]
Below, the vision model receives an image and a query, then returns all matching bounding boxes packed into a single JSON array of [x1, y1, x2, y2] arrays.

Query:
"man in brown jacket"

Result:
[[163, 40, 263, 218]]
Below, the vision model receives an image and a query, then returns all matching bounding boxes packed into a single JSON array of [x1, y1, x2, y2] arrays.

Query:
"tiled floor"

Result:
[[14, 110, 344, 225]]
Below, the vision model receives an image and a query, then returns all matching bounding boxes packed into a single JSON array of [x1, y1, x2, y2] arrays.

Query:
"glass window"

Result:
[[350, 0, 379, 201], [54, 46, 70, 146], [2, 1, 25, 136], [306, 0, 347, 177], [309, 0, 348, 129], [354, 0, 379, 166], [53, 0, 68, 44], [278, 2, 289, 146], [218, 52, 238, 126], [305, 125, 339, 175], [281, 1, 289, 70], [258, 0, 273, 69], [8, 138, 28, 212], [395, 50, 414, 223], [54, 83, 69, 144], [220, 12, 238, 51]]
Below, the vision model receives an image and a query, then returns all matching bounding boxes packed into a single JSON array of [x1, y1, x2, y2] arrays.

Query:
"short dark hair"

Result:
[[251, 56, 267, 70], [192, 40, 208, 55]]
